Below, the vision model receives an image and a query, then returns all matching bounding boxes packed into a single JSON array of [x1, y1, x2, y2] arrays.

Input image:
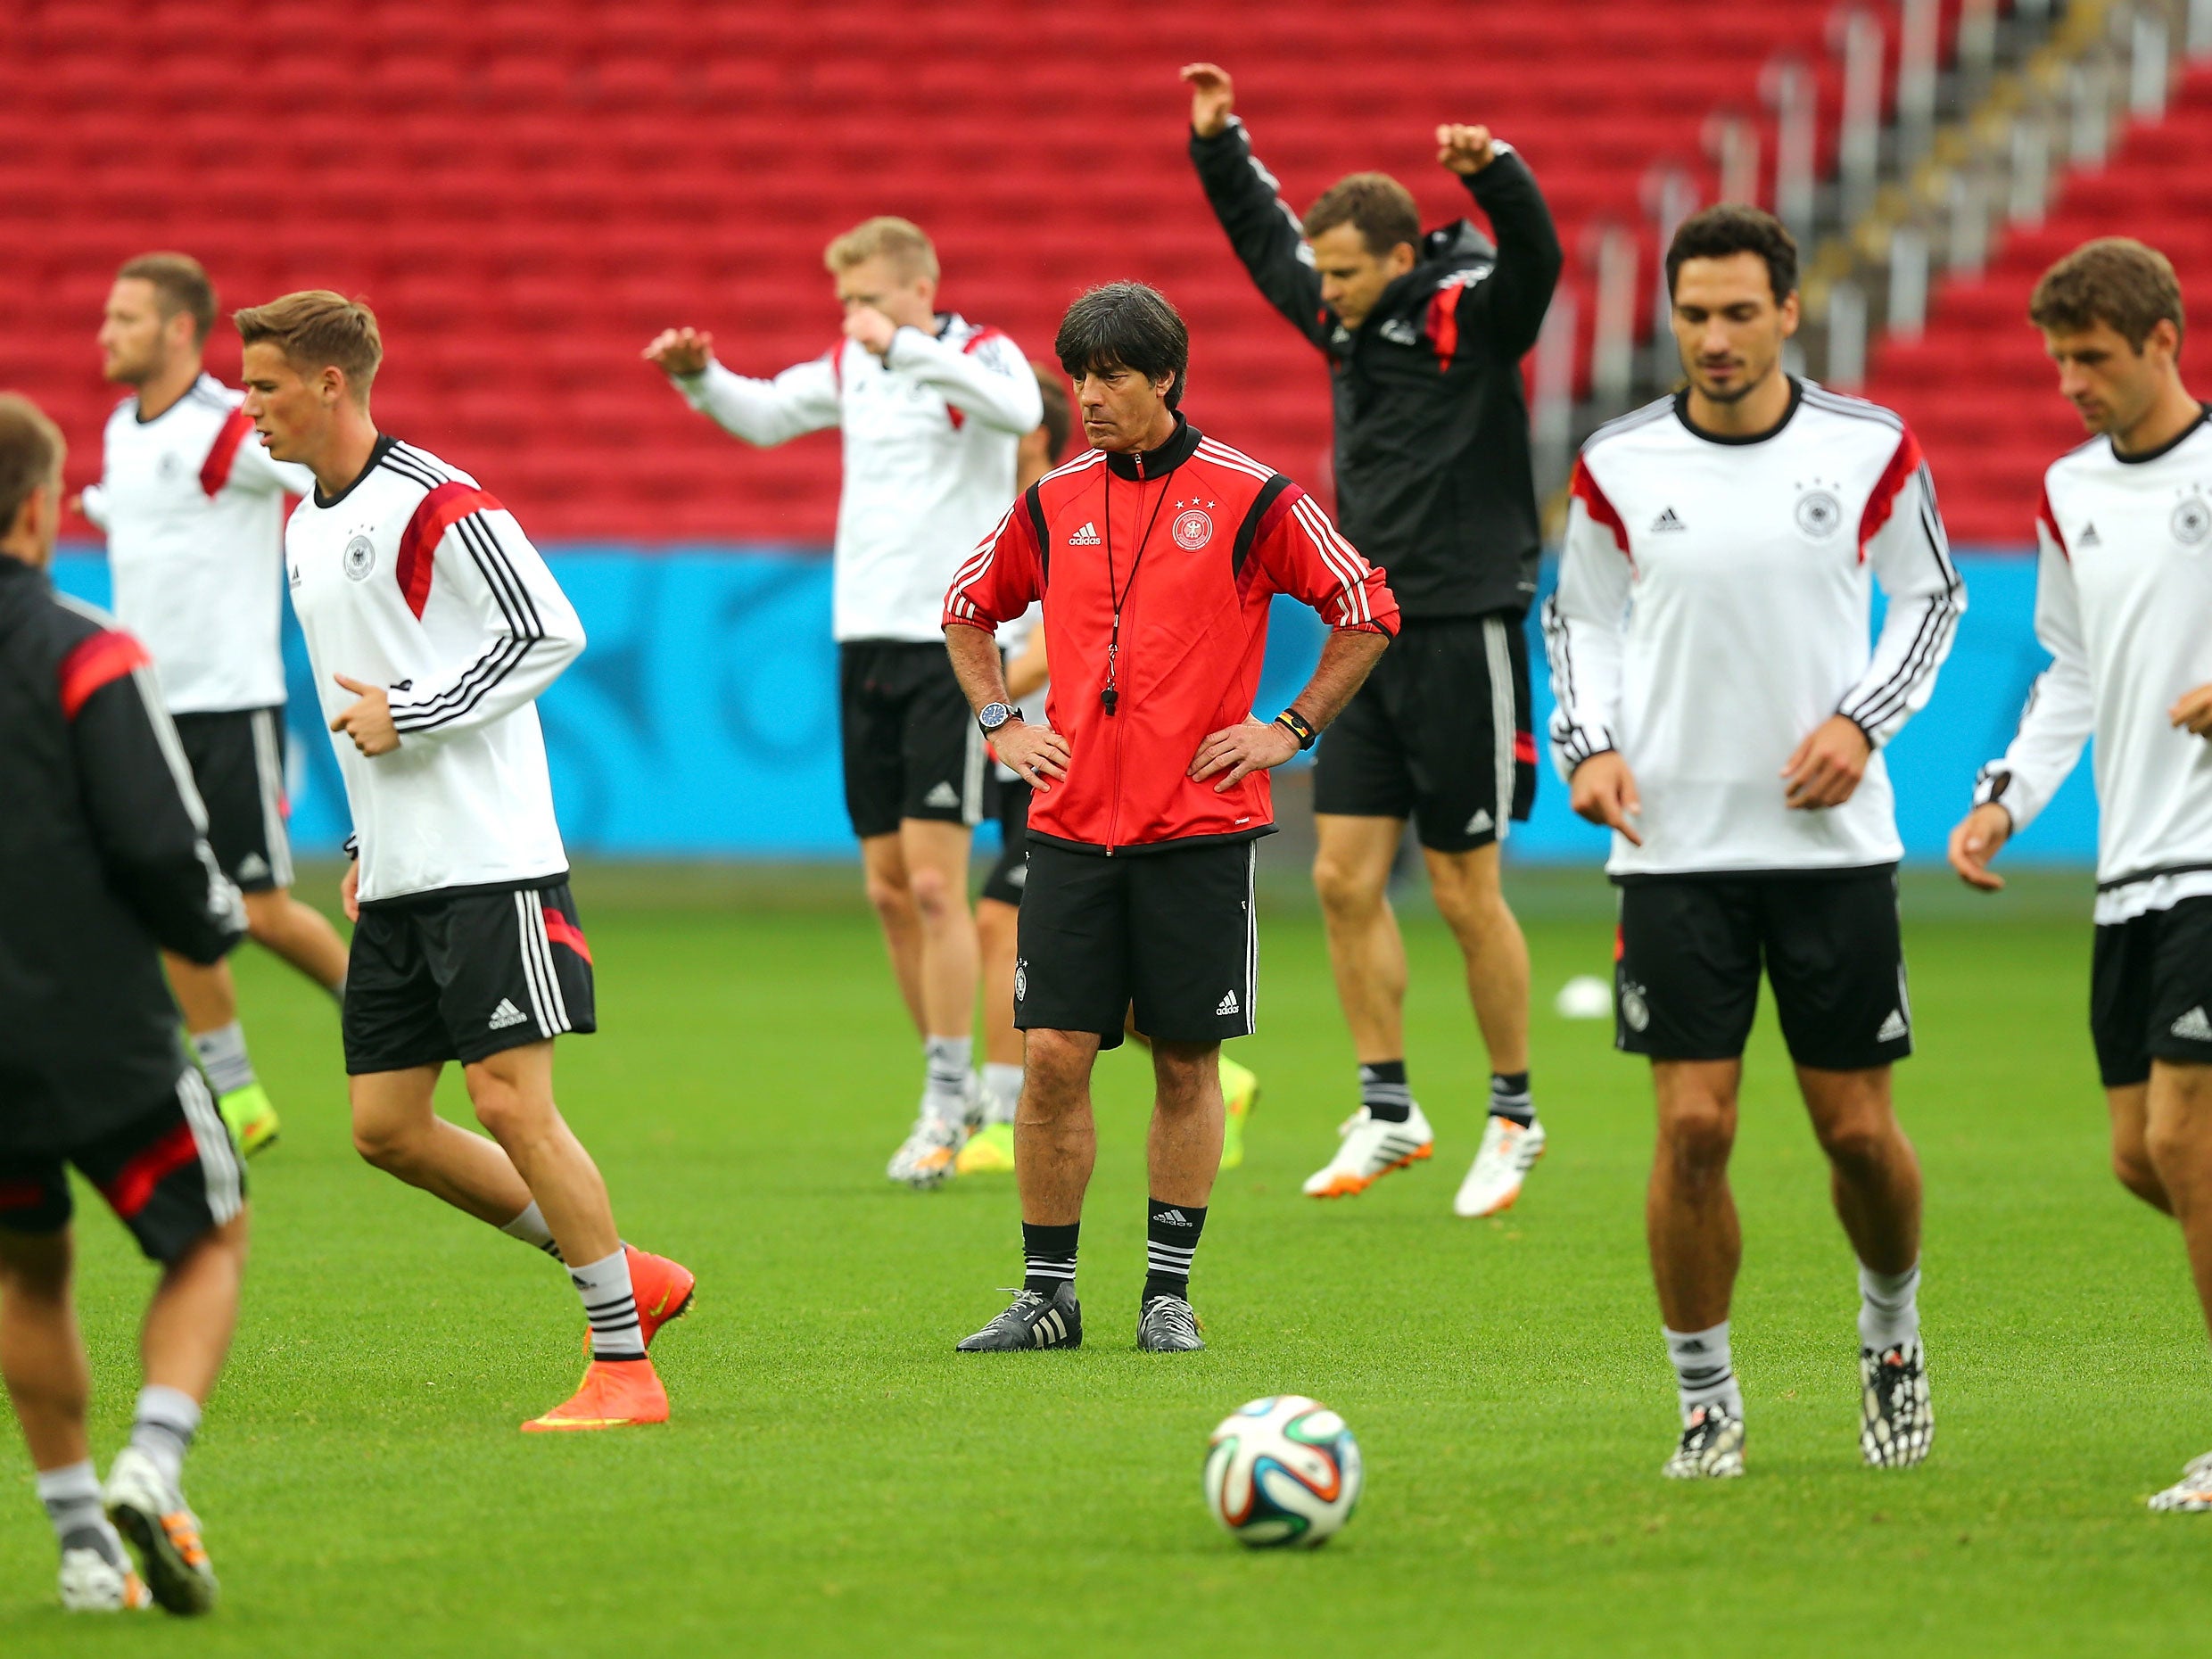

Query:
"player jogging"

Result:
[[1546, 207, 1963, 1478], [1947, 239, 2212, 1514], [78, 252, 351, 1158], [646, 218, 1042, 1188], [962, 367, 1264, 1176], [944, 283, 1397, 1353], [0, 393, 251, 1614], [235, 292, 691, 1432], [1183, 65, 1564, 1217]]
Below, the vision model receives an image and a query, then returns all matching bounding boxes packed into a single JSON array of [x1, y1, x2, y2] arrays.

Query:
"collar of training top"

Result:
[[314, 433, 399, 510], [1103, 412, 1202, 480]]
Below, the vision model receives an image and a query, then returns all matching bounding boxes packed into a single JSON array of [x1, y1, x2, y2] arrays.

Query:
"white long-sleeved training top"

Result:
[[669, 314, 1042, 642], [1975, 409, 2212, 924], [79, 374, 313, 714], [286, 435, 583, 905], [1544, 382, 1965, 878]]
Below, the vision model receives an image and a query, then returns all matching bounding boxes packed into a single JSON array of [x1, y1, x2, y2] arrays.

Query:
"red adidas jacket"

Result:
[[944, 415, 1398, 854]]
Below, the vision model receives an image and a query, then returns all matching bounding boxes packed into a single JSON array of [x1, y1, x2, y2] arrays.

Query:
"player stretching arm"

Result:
[[0, 394, 251, 1614], [1183, 63, 1564, 1219], [1546, 208, 1962, 1481], [237, 293, 691, 1432], [1946, 240, 2212, 1515], [78, 252, 351, 1158], [646, 218, 1043, 1189]]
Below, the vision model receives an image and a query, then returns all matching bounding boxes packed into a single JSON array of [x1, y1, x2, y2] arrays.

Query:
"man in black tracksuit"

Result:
[[0, 394, 249, 1614], [1183, 64, 1564, 1217]]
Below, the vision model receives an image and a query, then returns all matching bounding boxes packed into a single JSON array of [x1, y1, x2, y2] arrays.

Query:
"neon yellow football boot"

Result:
[[216, 1084, 280, 1159], [956, 1120, 1016, 1175], [1218, 1054, 1259, 1170]]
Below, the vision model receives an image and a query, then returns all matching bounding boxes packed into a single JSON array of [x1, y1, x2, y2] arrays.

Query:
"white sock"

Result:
[[499, 1201, 564, 1262], [981, 1062, 1023, 1126], [924, 1036, 971, 1119], [570, 1247, 645, 1361], [1663, 1321, 1743, 1424], [37, 1460, 110, 1552], [1858, 1261, 1921, 1353], [191, 1023, 255, 1097], [129, 1384, 202, 1489]]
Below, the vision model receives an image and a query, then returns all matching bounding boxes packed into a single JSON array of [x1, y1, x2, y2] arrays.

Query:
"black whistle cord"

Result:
[[1101, 450, 1173, 716]]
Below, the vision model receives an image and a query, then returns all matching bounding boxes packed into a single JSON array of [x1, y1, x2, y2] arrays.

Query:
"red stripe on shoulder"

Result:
[[395, 483, 503, 621], [1425, 280, 1463, 372], [1569, 459, 1630, 555], [199, 406, 253, 497], [961, 326, 1010, 356], [58, 628, 153, 719], [2036, 481, 2069, 560], [823, 341, 846, 393], [1857, 426, 1925, 562]]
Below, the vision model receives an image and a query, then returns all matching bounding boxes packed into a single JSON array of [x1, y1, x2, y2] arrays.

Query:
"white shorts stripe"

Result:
[[513, 891, 556, 1036], [1242, 841, 1259, 1033], [1482, 615, 1515, 845], [962, 722, 986, 827], [531, 896, 572, 1032], [176, 1068, 243, 1226], [250, 709, 295, 889]]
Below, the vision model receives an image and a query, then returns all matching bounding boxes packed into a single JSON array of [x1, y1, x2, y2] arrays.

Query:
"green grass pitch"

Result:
[[2, 864, 2205, 1655]]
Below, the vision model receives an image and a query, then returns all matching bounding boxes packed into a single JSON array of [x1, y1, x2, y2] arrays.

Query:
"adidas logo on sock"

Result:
[[1876, 1009, 1909, 1043], [1215, 990, 1239, 1017], [1650, 507, 1687, 532], [1153, 1208, 1194, 1227], [2172, 1006, 2212, 1041], [1464, 807, 1494, 835], [488, 998, 529, 1030], [923, 781, 961, 809], [1066, 521, 1102, 546]]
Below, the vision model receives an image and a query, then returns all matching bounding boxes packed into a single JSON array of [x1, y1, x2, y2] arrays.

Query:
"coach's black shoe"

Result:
[[1135, 1293, 1206, 1352], [1860, 1341, 1934, 1468], [956, 1283, 1081, 1351], [1662, 1403, 1746, 1479]]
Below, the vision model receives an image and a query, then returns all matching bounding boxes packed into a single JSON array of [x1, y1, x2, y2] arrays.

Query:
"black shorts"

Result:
[[343, 880, 597, 1075], [839, 641, 987, 840], [0, 1071, 246, 1264], [173, 706, 293, 891], [1614, 866, 1912, 1071], [2090, 897, 2212, 1086], [1312, 613, 1536, 852], [980, 778, 1031, 906], [1015, 838, 1259, 1050]]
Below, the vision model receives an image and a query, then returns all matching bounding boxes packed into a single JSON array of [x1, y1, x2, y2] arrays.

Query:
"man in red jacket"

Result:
[[943, 283, 1398, 1352]]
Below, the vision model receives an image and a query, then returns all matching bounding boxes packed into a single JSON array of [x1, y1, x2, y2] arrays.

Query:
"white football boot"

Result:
[[886, 1100, 968, 1189], [1453, 1114, 1547, 1217], [58, 1540, 152, 1612], [1302, 1102, 1435, 1198], [104, 1446, 217, 1614], [2149, 1450, 2212, 1512]]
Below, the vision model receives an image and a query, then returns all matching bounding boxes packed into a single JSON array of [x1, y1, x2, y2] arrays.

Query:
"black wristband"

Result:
[[1275, 708, 1317, 751]]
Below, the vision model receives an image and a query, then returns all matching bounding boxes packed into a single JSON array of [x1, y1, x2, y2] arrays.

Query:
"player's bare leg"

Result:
[[2109, 1081, 2175, 1212], [860, 832, 928, 1035], [0, 1226, 91, 1472], [464, 1042, 617, 1265], [1304, 815, 1436, 1197], [885, 818, 982, 1186], [959, 1028, 1097, 1351], [241, 887, 348, 995], [2144, 1062, 2212, 1509], [1647, 1059, 1748, 1477], [351, 1065, 535, 1224], [961, 895, 1024, 1173], [164, 954, 280, 1158], [1798, 1065, 1931, 1469], [1429, 843, 1542, 1217]]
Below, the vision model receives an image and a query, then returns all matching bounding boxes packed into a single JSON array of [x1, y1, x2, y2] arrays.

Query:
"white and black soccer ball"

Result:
[[1203, 1395, 1362, 1548]]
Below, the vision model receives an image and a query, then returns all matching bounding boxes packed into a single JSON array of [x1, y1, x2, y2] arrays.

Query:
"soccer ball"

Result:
[[1202, 1395, 1363, 1548]]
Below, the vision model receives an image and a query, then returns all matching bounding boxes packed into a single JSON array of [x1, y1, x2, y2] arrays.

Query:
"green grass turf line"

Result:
[[2, 872, 2204, 1655]]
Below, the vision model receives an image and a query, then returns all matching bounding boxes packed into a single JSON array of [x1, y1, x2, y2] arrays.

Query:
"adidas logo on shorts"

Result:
[[1066, 521, 1102, 546], [1464, 808, 1494, 836], [488, 998, 530, 1030], [1876, 1009, 1909, 1043], [236, 852, 270, 881], [923, 781, 961, 809], [1216, 990, 1239, 1017], [2171, 1006, 2212, 1042]]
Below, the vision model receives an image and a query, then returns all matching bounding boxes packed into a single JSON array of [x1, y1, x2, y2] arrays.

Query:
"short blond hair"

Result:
[[234, 290, 384, 402], [0, 393, 65, 533], [823, 217, 938, 284]]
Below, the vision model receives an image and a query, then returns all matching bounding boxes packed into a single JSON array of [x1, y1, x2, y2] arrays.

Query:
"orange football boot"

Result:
[[581, 1245, 696, 1355], [522, 1358, 671, 1432]]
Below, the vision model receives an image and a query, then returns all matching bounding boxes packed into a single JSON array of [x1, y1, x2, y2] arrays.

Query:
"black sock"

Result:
[[1022, 1221, 1078, 1295], [1490, 1070, 1534, 1127], [1143, 1197, 1207, 1303], [1359, 1060, 1411, 1124]]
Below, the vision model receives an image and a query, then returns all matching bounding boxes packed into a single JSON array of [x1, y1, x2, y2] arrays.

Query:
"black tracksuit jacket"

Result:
[[0, 555, 243, 1155], [1190, 119, 1564, 620]]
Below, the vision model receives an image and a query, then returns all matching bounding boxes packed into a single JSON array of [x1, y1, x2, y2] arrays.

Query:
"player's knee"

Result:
[[2113, 1139, 2166, 1204], [351, 1116, 416, 1173], [1658, 1100, 1734, 1171], [863, 869, 912, 922], [2142, 1113, 2203, 1186], [1311, 853, 1378, 916], [907, 862, 962, 922]]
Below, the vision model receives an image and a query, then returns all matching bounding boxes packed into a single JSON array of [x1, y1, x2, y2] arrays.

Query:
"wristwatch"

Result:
[[978, 701, 1019, 736]]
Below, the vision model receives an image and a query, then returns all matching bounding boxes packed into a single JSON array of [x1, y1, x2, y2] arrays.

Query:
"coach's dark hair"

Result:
[[1304, 173, 1421, 258], [1032, 364, 1074, 462], [2030, 237, 2185, 351], [1055, 283, 1189, 409], [0, 393, 65, 534], [119, 252, 216, 346], [1665, 204, 1799, 303]]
